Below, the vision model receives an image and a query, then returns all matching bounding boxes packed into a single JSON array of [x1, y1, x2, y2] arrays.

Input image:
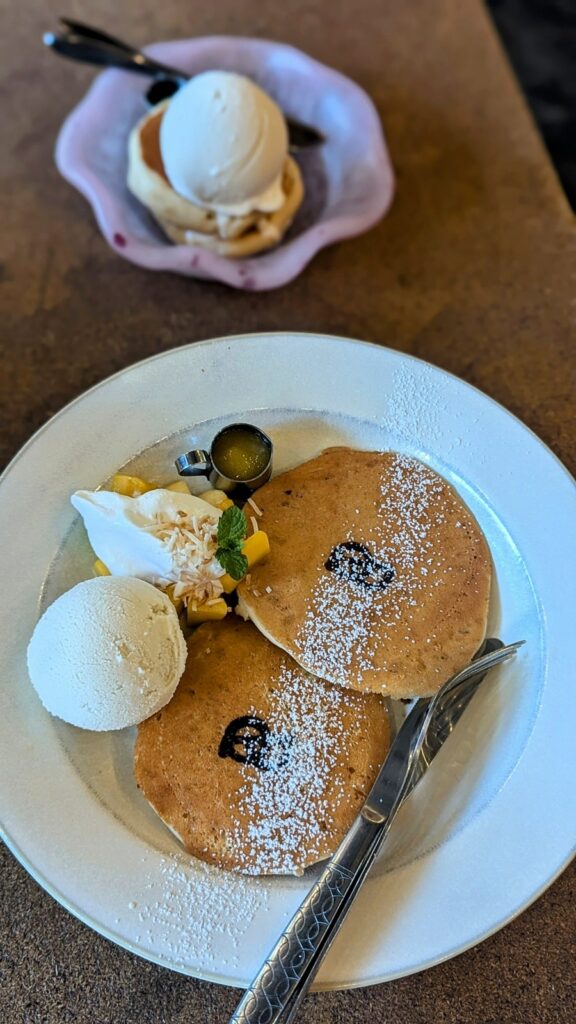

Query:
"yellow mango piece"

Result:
[[244, 530, 271, 565], [93, 559, 110, 576], [201, 488, 227, 506], [201, 489, 234, 511], [164, 481, 190, 494], [187, 598, 229, 625], [220, 575, 237, 594], [221, 531, 271, 593], [109, 474, 155, 497], [165, 584, 184, 614]]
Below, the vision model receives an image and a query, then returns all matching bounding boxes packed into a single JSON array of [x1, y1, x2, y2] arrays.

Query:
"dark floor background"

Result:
[[487, 0, 576, 207]]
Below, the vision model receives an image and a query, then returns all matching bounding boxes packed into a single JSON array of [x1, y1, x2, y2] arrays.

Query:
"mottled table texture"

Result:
[[1, 0, 574, 1022]]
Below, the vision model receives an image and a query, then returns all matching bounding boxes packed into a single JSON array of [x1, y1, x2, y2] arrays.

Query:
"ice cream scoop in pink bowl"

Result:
[[56, 36, 395, 290]]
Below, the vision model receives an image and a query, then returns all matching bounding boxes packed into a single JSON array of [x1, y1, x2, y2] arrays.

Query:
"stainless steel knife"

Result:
[[229, 638, 524, 1024]]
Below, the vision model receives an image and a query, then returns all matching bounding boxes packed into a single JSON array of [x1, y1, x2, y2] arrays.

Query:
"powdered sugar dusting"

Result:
[[229, 662, 377, 875], [382, 361, 481, 461], [127, 852, 269, 968], [295, 453, 456, 687], [384, 362, 445, 450]]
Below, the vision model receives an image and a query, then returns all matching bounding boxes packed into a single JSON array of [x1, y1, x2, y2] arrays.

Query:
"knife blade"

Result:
[[362, 636, 506, 825]]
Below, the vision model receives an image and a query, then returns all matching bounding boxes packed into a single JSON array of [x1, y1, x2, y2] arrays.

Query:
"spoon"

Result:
[[43, 18, 324, 149]]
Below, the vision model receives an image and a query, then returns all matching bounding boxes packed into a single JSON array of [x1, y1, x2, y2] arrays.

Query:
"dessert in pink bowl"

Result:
[[55, 36, 395, 290]]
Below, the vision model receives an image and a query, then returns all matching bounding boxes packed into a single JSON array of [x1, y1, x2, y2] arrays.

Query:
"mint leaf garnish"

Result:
[[216, 506, 248, 579], [217, 505, 247, 547], [217, 547, 249, 580]]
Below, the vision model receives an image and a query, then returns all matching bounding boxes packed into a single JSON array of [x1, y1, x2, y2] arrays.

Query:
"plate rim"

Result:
[[1, 331, 575, 990], [1, 331, 575, 495], [1, 824, 574, 990]]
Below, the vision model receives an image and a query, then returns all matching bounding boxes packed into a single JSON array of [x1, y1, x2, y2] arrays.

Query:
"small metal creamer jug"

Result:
[[175, 423, 273, 494]]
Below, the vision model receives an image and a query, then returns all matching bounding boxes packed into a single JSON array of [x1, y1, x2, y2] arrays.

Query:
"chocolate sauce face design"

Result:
[[325, 541, 395, 590], [218, 716, 292, 771]]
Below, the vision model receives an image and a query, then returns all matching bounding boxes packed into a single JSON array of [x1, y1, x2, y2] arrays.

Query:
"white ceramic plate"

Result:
[[1, 333, 575, 989]]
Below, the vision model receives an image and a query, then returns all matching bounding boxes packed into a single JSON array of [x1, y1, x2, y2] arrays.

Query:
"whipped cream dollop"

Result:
[[160, 71, 288, 217], [71, 489, 225, 607]]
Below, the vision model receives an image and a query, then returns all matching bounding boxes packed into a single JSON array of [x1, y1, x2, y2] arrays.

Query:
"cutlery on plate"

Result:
[[43, 18, 323, 149], [229, 638, 524, 1024]]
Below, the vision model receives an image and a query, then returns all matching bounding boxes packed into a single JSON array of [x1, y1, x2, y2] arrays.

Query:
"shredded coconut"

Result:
[[246, 496, 263, 517], [146, 510, 224, 608]]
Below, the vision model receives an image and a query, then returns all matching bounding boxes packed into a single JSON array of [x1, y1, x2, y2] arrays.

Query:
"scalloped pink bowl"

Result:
[[56, 36, 394, 290]]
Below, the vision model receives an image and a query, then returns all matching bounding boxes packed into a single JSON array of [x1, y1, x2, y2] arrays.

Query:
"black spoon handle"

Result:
[[44, 24, 324, 147], [58, 17, 144, 51], [44, 31, 188, 80]]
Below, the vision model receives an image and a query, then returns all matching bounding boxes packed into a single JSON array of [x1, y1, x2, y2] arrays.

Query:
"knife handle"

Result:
[[229, 816, 378, 1024]]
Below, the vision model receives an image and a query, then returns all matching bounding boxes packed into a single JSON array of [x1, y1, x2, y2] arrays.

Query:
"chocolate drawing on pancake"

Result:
[[325, 541, 395, 590], [237, 448, 491, 699], [218, 715, 272, 769], [218, 715, 292, 771], [134, 618, 391, 875]]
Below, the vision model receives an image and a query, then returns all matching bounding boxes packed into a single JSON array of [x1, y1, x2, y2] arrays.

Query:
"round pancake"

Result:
[[134, 618, 390, 875], [237, 448, 492, 698]]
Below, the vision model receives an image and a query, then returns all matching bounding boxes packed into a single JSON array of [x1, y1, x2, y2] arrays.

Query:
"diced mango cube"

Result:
[[221, 575, 238, 594], [93, 559, 111, 576], [221, 531, 270, 592], [165, 584, 184, 614], [164, 480, 191, 494], [109, 474, 155, 497], [187, 598, 229, 625], [201, 489, 234, 511], [244, 530, 271, 565]]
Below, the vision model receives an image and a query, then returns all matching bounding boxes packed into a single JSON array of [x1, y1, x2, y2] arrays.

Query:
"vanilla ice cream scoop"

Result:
[[160, 70, 289, 215], [27, 577, 187, 731]]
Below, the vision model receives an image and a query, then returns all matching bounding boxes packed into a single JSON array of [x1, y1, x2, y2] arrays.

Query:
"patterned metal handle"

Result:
[[230, 818, 376, 1024]]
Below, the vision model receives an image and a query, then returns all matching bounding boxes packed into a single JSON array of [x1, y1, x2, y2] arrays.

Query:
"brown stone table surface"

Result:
[[1, 0, 575, 1021]]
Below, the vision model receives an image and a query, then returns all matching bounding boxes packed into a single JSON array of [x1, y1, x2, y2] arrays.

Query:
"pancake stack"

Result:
[[127, 103, 304, 257], [135, 447, 492, 874]]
